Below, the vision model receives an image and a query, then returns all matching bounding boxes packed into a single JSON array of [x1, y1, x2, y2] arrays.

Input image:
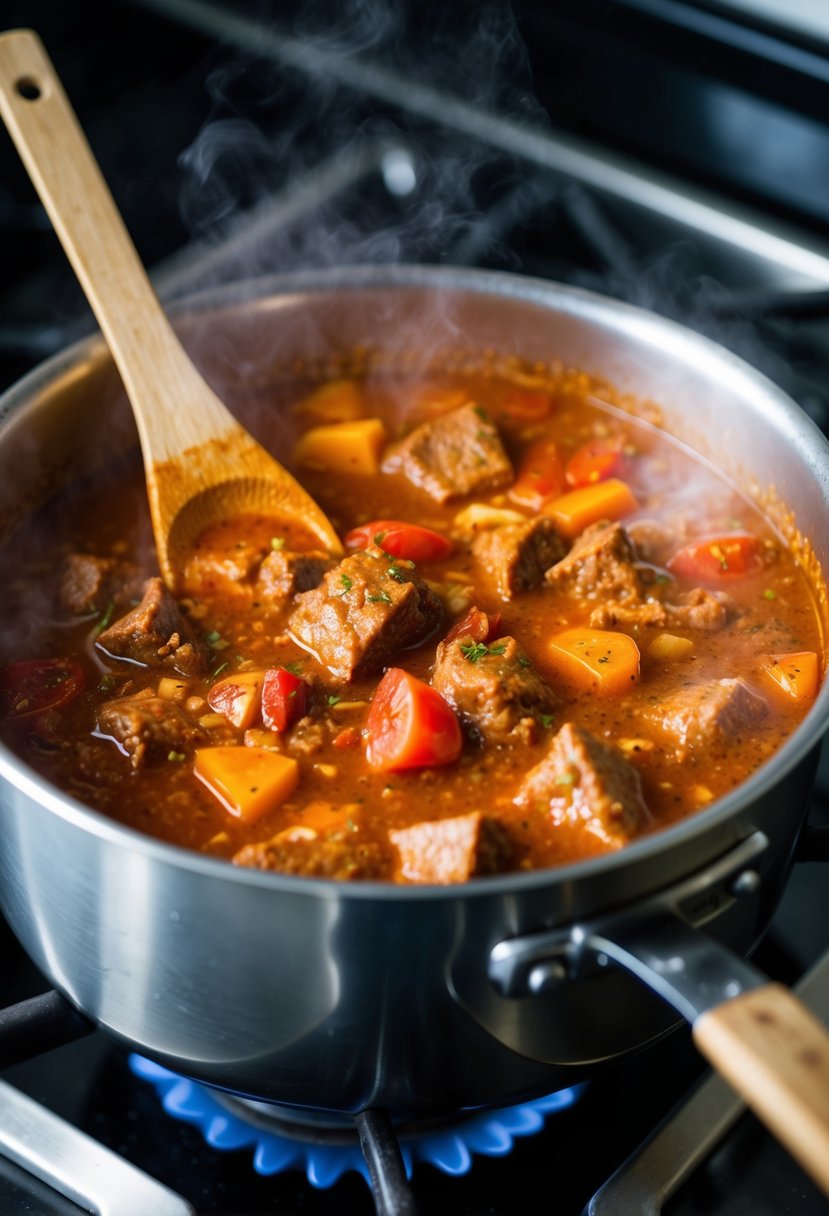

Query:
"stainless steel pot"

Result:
[[1, 267, 829, 1181]]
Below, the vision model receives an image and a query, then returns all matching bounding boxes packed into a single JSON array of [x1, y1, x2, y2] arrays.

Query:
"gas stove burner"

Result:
[[130, 1055, 584, 1187]]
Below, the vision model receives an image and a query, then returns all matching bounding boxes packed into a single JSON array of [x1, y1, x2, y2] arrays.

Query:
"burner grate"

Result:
[[130, 1054, 584, 1189]]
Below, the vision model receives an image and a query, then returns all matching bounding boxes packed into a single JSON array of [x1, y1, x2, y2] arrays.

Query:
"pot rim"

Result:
[[2, 262, 828, 902]]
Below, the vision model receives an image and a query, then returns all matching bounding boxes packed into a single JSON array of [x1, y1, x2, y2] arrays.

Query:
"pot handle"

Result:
[[489, 831, 829, 1198], [693, 983, 829, 1193]]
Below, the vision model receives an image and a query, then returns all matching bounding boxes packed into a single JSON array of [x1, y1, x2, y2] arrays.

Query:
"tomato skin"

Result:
[[0, 657, 85, 720], [261, 667, 310, 732], [444, 606, 501, 645], [365, 668, 462, 772], [667, 534, 763, 582], [344, 520, 453, 562], [509, 438, 566, 510], [565, 437, 624, 489], [499, 389, 553, 423]]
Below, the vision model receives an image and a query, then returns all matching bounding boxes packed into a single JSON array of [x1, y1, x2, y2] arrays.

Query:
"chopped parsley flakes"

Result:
[[459, 640, 507, 663], [367, 591, 392, 605]]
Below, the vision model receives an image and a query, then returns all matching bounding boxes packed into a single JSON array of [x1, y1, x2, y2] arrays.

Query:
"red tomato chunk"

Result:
[[365, 668, 462, 772], [262, 667, 311, 733]]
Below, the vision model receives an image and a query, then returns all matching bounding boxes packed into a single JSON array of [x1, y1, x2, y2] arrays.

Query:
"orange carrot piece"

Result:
[[760, 652, 819, 704], [194, 746, 299, 822], [541, 478, 638, 539], [547, 627, 641, 696]]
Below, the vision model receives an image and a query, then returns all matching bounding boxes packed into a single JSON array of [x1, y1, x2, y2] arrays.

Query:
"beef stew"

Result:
[[0, 365, 823, 883]]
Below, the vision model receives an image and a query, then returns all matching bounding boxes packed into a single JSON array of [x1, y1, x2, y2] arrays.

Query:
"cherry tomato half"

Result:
[[509, 438, 566, 511], [667, 534, 763, 582], [444, 606, 501, 646], [365, 668, 462, 773], [344, 520, 453, 563], [262, 667, 311, 733], [565, 437, 625, 489], [0, 657, 85, 720]]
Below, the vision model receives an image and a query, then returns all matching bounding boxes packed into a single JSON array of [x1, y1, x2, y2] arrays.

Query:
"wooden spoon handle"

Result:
[[694, 982, 829, 1194], [0, 28, 234, 462]]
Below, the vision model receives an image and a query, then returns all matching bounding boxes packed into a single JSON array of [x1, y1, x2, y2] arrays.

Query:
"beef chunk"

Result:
[[96, 578, 207, 678], [97, 690, 205, 768], [473, 517, 567, 600], [58, 553, 142, 616], [663, 588, 734, 632], [431, 632, 559, 745], [381, 403, 513, 504], [288, 549, 443, 681], [651, 678, 768, 759], [515, 722, 646, 848], [589, 599, 669, 629], [546, 521, 643, 601], [233, 830, 387, 880], [389, 811, 514, 883], [256, 548, 332, 608]]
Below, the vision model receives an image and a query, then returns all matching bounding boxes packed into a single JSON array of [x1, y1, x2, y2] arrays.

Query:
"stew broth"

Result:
[[0, 367, 823, 882]]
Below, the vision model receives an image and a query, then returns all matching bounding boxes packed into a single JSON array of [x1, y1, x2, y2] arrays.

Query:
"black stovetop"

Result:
[[3, 1, 829, 1212]]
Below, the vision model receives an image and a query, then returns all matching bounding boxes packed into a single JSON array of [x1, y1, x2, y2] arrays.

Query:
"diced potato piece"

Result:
[[293, 419, 387, 475], [760, 651, 819, 704], [547, 627, 641, 696], [647, 633, 694, 662], [244, 728, 284, 750], [157, 678, 190, 702], [453, 503, 526, 532], [207, 671, 266, 730], [542, 478, 638, 539], [293, 379, 366, 423], [199, 713, 230, 729], [194, 747, 299, 822]]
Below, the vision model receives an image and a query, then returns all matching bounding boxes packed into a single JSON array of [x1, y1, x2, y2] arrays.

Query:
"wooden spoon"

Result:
[[0, 29, 343, 590]]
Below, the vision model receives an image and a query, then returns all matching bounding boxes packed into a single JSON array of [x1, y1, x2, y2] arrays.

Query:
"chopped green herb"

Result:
[[459, 640, 507, 663], [473, 404, 488, 422], [367, 591, 393, 605], [270, 536, 286, 551], [517, 655, 531, 668], [538, 713, 554, 729], [337, 574, 353, 595], [95, 602, 115, 633], [387, 566, 406, 583], [212, 661, 229, 679], [655, 572, 672, 585], [763, 589, 777, 600], [373, 531, 388, 546], [284, 661, 303, 675], [327, 694, 342, 706], [167, 751, 185, 762], [98, 674, 115, 693], [204, 629, 222, 645]]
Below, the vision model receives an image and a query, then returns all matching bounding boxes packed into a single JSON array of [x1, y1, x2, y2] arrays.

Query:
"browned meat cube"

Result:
[[515, 722, 647, 848], [233, 830, 387, 880], [589, 599, 668, 629], [650, 678, 768, 759], [546, 521, 644, 602], [663, 588, 734, 632], [381, 403, 513, 504], [58, 553, 142, 616], [256, 548, 332, 608], [431, 632, 559, 745], [97, 690, 205, 768], [96, 577, 207, 678], [473, 517, 567, 600], [288, 549, 443, 681], [389, 811, 514, 883]]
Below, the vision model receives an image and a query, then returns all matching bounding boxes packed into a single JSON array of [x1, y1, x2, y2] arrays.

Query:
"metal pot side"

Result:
[[1, 266, 828, 1117]]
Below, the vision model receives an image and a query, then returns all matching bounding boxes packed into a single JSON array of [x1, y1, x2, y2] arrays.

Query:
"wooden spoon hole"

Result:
[[15, 76, 42, 101]]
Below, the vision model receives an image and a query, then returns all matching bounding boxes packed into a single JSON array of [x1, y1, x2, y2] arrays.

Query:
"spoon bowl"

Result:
[[0, 28, 342, 591]]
